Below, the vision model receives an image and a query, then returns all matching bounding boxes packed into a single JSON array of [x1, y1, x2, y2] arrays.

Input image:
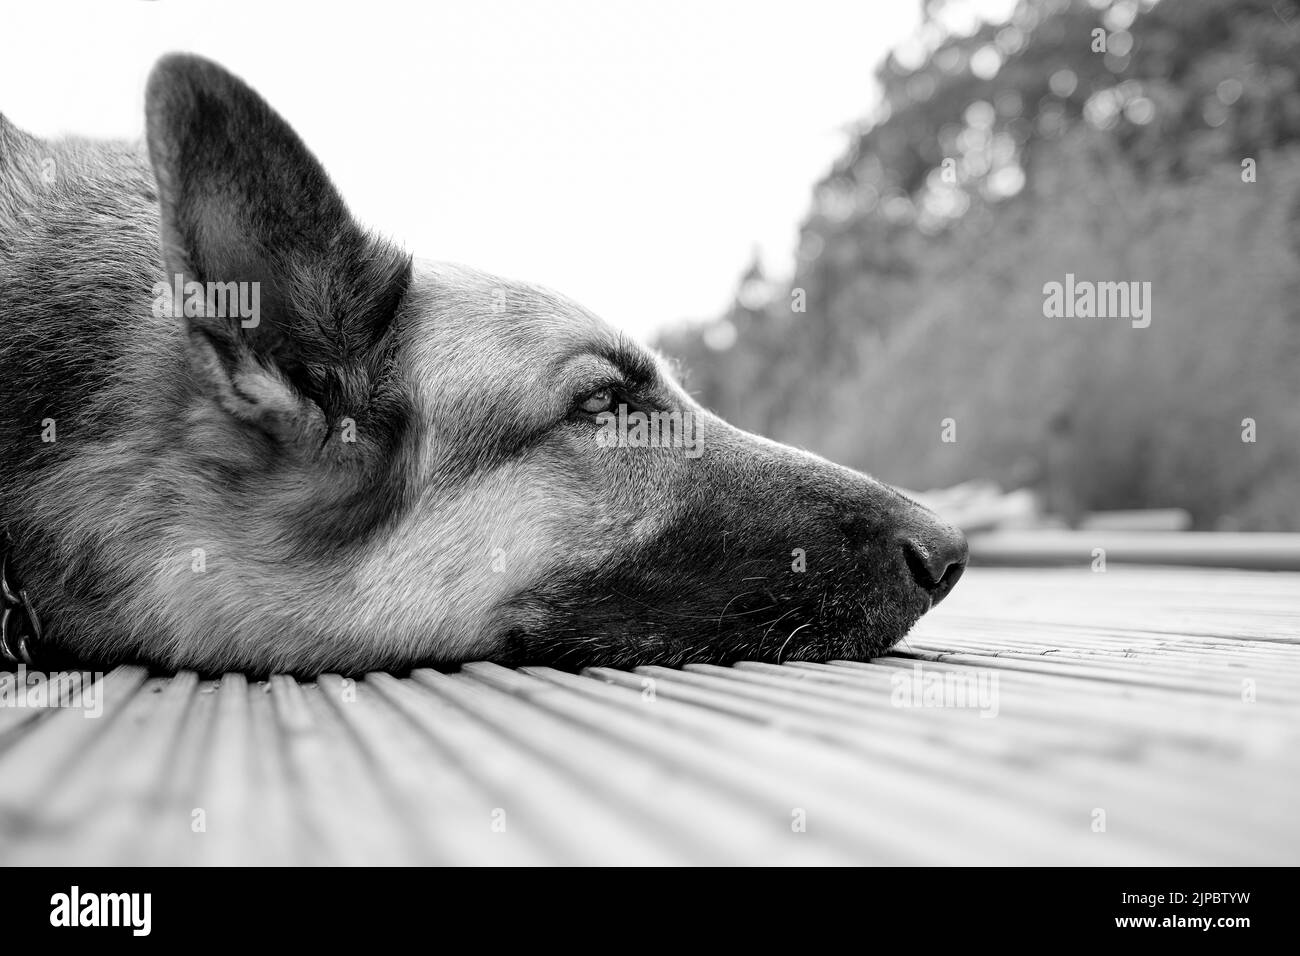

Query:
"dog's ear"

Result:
[[145, 53, 411, 449]]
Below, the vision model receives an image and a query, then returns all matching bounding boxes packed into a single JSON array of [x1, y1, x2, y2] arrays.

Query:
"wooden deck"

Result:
[[1, 565, 1298, 865]]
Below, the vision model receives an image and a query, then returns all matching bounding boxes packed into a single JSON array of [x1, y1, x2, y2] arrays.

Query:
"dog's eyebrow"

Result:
[[604, 342, 660, 388], [561, 340, 660, 390]]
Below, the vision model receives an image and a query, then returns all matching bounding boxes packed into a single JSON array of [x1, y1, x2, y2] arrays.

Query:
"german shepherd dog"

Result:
[[0, 55, 966, 675]]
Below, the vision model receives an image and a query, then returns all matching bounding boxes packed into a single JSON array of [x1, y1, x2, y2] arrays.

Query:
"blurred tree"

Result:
[[657, 0, 1300, 529]]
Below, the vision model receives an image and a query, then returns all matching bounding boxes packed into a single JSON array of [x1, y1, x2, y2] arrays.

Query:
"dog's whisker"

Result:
[[775, 619, 816, 665], [714, 589, 771, 632], [754, 605, 802, 659]]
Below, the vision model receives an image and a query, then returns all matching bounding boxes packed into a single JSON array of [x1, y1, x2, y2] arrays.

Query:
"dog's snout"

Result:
[[899, 526, 968, 606]]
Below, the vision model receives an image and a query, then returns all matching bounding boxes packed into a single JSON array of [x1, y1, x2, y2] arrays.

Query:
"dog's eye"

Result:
[[577, 387, 615, 414]]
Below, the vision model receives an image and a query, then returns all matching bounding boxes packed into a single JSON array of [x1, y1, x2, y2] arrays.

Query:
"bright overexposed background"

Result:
[[1, 0, 1014, 338]]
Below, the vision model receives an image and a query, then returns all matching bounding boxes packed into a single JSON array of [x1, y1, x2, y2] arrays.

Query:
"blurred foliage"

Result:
[[656, 0, 1300, 530]]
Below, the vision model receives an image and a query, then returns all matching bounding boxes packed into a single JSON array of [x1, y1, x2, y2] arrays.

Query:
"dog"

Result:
[[0, 55, 966, 675]]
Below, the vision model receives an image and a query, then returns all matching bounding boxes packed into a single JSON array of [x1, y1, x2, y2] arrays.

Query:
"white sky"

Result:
[[1, 0, 1016, 339]]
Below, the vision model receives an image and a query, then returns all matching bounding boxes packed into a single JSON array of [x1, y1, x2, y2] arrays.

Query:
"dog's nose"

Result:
[[899, 527, 968, 606]]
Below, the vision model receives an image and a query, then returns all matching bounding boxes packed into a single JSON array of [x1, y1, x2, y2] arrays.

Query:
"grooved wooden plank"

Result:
[[264, 676, 420, 865], [466, 662, 857, 864], [140, 676, 218, 866], [726, 659, 1295, 862], [381, 670, 681, 865], [186, 673, 267, 866], [314, 673, 548, 866], [0, 669, 173, 864], [456, 662, 831, 865], [0, 666, 147, 858]]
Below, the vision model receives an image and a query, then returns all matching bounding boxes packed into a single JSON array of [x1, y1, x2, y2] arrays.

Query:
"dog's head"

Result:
[[113, 55, 966, 673]]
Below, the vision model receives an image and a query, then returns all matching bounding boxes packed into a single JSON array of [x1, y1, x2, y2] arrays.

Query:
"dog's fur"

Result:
[[0, 55, 966, 675]]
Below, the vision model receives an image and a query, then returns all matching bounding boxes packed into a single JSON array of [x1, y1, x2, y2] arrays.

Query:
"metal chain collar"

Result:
[[1, 530, 41, 666]]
